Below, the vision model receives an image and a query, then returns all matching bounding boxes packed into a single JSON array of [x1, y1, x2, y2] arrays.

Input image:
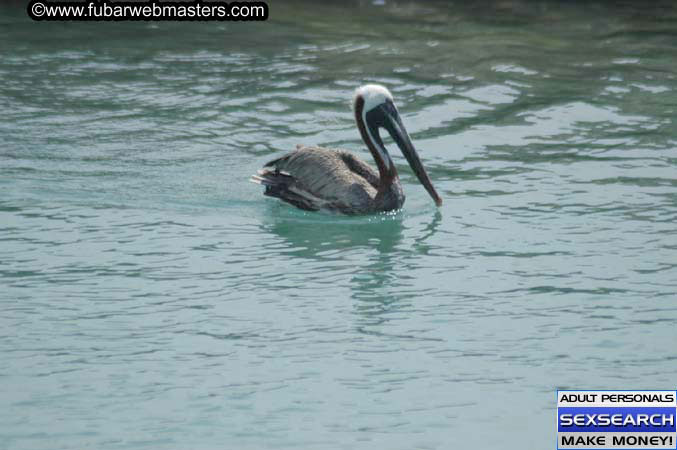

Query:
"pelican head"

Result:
[[353, 84, 442, 207]]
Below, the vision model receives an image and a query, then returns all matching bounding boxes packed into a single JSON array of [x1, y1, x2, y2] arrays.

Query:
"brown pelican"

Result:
[[251, 84, 442, 214]]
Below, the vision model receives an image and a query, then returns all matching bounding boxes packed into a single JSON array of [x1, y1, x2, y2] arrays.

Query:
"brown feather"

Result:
[[255, 146, 402, 214]]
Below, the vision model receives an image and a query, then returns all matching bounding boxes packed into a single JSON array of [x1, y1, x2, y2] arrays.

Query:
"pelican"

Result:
[[251, 84, 442, 214]]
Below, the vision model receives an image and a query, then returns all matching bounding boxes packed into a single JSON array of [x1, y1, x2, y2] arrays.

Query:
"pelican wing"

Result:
[[336, 151, 380, 188], [255, 146, 378, 213]]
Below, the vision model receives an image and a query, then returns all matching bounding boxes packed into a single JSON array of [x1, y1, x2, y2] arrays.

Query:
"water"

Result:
[[1, 1, 677, 448]]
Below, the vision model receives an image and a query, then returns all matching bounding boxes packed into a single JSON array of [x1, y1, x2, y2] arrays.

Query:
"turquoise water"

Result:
[[2, 1, 677, 449]]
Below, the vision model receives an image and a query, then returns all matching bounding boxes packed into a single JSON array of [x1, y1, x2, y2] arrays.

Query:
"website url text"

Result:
[[28, 0, 269, 21]]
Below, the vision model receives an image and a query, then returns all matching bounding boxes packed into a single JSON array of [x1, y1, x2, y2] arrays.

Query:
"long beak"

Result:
[[383, 105, 443, 207]]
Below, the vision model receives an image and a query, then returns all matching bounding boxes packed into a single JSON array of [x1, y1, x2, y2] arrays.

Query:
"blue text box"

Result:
[[558, 407, 676, 433]]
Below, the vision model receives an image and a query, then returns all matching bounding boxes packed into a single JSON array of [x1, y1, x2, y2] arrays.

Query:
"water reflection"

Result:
[[413, 210, 443, 255], [260, 207, 444, 332], [259, 210, 405, 259], [351, 211, 443, 331]]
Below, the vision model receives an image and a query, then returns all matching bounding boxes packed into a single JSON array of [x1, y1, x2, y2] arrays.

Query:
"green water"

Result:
[[1, 1, 676, 449]]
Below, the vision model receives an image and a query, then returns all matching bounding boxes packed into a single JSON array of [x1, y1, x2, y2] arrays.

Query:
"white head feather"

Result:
[[354, 84, 394, 112], [352, 84, 396, 170]]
